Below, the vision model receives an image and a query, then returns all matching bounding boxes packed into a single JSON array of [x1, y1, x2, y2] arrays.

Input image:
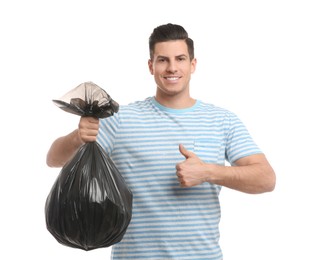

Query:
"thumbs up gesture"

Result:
[[176, 144, 208, 187]]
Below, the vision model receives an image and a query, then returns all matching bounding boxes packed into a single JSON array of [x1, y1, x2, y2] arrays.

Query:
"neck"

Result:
[[155, 91, 196, 109]]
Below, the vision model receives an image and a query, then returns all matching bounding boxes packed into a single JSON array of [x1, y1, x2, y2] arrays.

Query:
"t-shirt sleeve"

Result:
[[97, 112, 120, 155], [225, 111, 262, 164]]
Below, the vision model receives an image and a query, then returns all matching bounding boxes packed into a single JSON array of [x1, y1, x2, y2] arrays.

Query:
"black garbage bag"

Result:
[[45, 82, 133, 251]]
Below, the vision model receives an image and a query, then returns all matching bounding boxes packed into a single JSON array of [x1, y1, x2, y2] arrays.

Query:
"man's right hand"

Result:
[[47, 116, 100, 167], [78, 116, 100, 144]]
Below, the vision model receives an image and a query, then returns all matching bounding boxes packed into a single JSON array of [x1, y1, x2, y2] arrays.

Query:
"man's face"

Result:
[[148, 40, 196, 98]]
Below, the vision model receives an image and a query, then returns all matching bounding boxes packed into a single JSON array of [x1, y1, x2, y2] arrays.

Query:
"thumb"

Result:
[[179, 144, 195, 159]]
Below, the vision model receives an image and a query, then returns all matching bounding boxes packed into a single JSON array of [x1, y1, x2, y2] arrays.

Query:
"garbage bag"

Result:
[[45, 82, 133, 251]]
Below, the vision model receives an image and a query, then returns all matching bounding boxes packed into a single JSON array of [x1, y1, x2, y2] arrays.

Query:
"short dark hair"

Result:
[[149, 23, 194, 60]]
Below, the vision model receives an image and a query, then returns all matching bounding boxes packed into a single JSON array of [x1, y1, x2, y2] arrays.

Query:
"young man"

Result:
[[47, 23, 275, 259]]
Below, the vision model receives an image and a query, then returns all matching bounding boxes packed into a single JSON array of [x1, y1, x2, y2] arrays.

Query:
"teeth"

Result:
[[165, 77, 179, 81]]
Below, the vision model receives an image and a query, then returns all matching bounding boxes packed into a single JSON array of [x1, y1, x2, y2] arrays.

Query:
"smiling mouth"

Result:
[[163, 76, 181, 81]]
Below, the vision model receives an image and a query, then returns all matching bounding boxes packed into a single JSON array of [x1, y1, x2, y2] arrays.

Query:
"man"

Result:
[[47, 23, 275, 259]]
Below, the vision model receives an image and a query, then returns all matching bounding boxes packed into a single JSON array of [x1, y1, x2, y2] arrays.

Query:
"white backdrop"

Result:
[[1, 0, 320, 259]]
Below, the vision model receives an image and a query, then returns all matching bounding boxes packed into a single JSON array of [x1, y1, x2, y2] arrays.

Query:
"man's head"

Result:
[[149, 23, 194, 61], [148, 24, 197, 106]]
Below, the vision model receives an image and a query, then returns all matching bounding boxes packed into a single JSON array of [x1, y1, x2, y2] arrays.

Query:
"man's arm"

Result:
[[176, 144, 276, 194], [46, 116, 99, 168]]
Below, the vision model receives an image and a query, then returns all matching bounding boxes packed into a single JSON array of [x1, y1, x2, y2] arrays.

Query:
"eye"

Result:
[[177, 56, 186, 62], [157, 58, 166, 63]]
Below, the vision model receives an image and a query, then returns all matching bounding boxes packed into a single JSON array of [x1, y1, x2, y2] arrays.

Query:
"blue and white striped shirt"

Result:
[[97, 97, 261, 259]]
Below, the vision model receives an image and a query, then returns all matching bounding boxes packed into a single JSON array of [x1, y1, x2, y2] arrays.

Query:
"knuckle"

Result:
[[176, 164, 182, 171]]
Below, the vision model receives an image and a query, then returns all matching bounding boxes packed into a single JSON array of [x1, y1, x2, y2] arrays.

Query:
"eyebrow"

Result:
[[156, 54, 188, 60]]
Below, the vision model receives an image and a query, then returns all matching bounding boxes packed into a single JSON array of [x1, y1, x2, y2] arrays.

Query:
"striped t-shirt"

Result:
[[97, 97, 261, 260]]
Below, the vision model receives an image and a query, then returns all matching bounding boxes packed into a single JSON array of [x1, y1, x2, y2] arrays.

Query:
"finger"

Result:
[[87, 116, 99, 123], [82, 116, 99, 126], [79, 117, 99, 131], [179, 144, 195, 159]]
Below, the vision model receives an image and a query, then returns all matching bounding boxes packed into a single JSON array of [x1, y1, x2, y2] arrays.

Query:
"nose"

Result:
[[166, 61, 178, 73]]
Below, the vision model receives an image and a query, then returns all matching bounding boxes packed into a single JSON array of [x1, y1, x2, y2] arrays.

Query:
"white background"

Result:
[[1, 0, 320, 259]]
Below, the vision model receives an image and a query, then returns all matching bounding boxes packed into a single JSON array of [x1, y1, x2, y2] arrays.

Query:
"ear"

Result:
[[148, 59, 154, 75], [191, 58, 197, 74]]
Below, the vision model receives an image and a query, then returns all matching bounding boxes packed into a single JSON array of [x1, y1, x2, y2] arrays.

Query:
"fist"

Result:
[[78, 116, 99, 143], [176, 144, 207, 187]]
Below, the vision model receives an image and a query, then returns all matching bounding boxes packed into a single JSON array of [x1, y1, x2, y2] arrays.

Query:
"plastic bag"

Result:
[[45, 82, 133, 251]]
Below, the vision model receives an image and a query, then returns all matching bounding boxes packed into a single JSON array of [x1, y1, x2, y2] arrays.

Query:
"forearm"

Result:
[[205, 159, 275, 194], [46, 129, 83, 167]]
